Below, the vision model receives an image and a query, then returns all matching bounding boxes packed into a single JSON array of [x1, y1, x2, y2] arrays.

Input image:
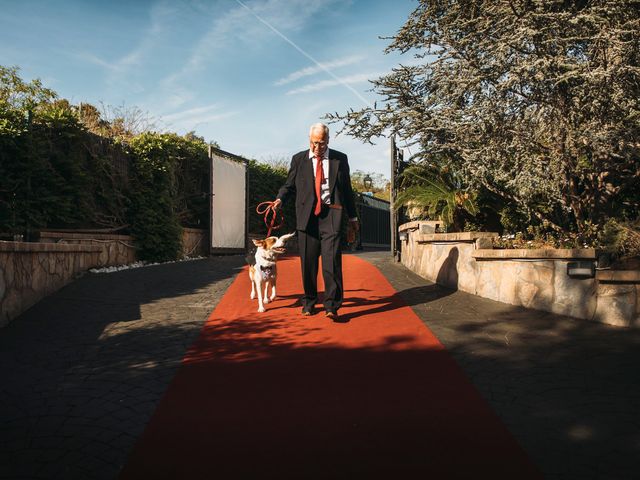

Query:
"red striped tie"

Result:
[[314, 155, 324, 216]]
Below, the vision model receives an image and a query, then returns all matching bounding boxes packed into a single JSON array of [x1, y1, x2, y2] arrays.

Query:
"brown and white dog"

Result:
[[248, 232, 295, 312]]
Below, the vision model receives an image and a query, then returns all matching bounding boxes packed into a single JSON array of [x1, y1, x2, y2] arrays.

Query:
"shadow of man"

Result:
[[436, 247, 459, 290]]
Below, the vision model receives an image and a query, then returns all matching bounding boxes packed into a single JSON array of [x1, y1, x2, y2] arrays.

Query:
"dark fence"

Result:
[[355, 193, 390, 248]]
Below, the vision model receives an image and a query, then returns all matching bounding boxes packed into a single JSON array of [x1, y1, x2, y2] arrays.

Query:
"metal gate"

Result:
[[356, 193, 391, 248], [209, 146, 248, 254]]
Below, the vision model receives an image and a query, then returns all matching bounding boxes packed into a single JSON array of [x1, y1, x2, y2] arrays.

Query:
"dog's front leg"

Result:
[[263, 280, 271, 304], [255, 277, 266, 312], [249, 270, 256, 299], [269, 276, 277, 301]]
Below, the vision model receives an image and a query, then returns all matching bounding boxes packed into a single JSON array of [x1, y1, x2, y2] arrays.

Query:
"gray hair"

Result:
[[309, 123, 329, 138]]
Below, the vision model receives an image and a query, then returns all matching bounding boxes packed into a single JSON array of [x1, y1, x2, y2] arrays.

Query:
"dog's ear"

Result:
[[280, 232, 295, 242], [252, 239, 265, 247]]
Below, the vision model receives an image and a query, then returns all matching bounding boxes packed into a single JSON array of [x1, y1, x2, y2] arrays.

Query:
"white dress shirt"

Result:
[[308, 149, 358, 222], [309, 149, 330, 204]]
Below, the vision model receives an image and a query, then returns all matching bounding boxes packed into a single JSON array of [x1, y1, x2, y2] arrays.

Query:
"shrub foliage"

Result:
[[328, 0, 640, 250], [0, 65, 300, 260], [0, 66, 212, 261]]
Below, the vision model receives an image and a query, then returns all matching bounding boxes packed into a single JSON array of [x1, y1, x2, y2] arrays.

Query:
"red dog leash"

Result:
[[256, 201, 284, 237]]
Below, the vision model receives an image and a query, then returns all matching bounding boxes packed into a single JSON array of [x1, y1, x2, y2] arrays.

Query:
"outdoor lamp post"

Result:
[[363, 174, 373, 191]]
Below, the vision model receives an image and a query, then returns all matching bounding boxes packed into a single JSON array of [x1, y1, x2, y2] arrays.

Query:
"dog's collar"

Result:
[[260, 265, 274, 280], [257, 258, 276, 267]]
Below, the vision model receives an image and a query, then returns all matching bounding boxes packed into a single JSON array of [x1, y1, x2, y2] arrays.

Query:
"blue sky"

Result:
[[1, 0, 418, 177]]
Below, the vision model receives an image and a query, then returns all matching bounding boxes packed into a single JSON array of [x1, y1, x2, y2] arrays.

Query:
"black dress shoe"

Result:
[[326, 310, 348, 323], [302, 307, 315, 316]]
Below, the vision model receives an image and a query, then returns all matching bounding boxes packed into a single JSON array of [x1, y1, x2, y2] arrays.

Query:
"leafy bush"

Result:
[[0, 73, 103, 236], [394, 164, 478, 231], [599, 219, 640, 259], [0, 66, 214, 262], [127, 132, 210, 262], [329, 2, 640, 237]]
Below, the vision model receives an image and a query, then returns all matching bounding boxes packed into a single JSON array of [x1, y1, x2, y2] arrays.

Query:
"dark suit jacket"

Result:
[[277, 148, 357, 231]]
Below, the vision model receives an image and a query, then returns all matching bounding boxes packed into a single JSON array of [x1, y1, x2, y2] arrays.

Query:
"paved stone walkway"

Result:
[[0, 251, 638, 479], [0, 256, 244, 480], [366, 252, 640, 480]]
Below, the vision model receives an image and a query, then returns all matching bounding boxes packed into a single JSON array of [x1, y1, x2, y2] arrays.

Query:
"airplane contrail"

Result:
[[234, 0, 373, 108], [234, 0, 415, 159]]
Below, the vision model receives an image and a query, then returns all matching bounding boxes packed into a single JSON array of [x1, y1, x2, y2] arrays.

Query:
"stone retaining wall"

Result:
[[40, 231, 136, 266], [41, 228, 209, 262], [1, 228, 209, 328], [0, 241, 102, 328], [399, 222, 640, 328]]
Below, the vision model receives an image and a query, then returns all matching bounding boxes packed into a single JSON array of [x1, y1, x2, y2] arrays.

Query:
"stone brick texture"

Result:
[[0, 255, 244, 480], [367, 251, 640, 480], [1, 251, 638, 479], [400, 225, 640, 327]]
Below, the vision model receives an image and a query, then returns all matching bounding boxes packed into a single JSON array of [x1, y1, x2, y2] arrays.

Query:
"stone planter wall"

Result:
[[399, 221, 640, 328], [2, 228, 210, 328], [181, 228, 208, 257], [0, 241, 102, 328], [40, 231, 137, 266], [41, 228, 209, 262]]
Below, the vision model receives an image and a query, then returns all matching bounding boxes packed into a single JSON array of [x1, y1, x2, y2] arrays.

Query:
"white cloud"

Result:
[[161, 104, 220, 123], [164, 88, 196, 110], [274, 55, 364, 86], [285, 72, 381, 95], [68, 1, 175, 86], [161, 105, 239, 132], [164, 0, 344, 86], [189, 110, 239, 125], [118, 1, 175, 69], [71, 51, 118, 71]]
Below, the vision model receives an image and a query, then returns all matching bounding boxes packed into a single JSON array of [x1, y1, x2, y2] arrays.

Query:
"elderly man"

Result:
[[273, 123, 358, 321]]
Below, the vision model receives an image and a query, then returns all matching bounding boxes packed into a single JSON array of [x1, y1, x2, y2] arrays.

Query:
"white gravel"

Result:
[[89, 256, 206, 274]]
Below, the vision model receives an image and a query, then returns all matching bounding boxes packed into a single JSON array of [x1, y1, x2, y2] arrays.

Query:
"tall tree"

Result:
[[328, 0, 640, 232]]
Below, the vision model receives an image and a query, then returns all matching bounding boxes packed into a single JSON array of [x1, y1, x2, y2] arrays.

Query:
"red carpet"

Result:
[[119, 255, 541, 479]]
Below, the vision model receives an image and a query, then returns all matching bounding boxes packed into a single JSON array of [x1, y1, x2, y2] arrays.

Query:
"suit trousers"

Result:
[[298, 205, 343, 312]]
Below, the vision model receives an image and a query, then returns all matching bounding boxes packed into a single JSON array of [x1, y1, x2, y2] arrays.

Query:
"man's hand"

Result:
[[273, 199, 282, 210], [347, 218, 359, 244]]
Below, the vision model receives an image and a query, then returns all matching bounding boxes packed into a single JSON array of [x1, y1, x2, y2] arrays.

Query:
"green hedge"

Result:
[[1, 66, 331, 260], [0, 99, 130, 236]]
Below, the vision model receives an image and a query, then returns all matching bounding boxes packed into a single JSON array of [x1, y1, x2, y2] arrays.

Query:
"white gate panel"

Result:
[[210, 150, 246, 250]]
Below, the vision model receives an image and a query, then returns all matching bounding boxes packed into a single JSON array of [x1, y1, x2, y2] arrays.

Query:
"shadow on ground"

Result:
[[0, 256, 245, 480], [363, 252, 640, 480], [2, 248, 639, 480], [119, 282, 541, 479]]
